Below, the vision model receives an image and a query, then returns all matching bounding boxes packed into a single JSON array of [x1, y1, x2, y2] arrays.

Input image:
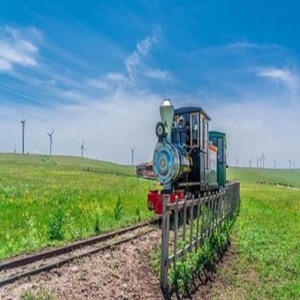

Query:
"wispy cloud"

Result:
[[0, 26, 41, 71], [87, 26, 170, 91], [125, 27, 160, 79], [88, 78, 111, 90], [226, 41, 280, 51], [256, 67, 299, 87], [144, 69, 172, 80], [88, 72, 130, 91]]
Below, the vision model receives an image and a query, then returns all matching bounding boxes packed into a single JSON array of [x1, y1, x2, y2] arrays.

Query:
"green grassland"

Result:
[[0, 153, 155, 260], [212, 167, 300, 299], [1, 155, 300, 298]]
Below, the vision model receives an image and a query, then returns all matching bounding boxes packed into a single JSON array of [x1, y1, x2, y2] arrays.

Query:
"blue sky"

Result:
[[0, 0, 299, 167]]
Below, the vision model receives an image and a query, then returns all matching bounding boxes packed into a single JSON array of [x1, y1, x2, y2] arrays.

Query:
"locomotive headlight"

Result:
[[155, 121, 167, 139]]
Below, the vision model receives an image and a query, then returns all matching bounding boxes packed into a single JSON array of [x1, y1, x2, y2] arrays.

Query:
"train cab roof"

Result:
[[174, 107, 211, 121], [209, 131, 226, 137]]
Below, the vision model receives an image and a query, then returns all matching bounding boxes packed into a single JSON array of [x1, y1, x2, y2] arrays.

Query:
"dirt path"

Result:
[[0, 229, 238, 300], [0, 230, 163, 300]]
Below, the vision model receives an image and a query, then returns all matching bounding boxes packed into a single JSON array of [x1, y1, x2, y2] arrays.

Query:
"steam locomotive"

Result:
[[147, 99, 227, 215]]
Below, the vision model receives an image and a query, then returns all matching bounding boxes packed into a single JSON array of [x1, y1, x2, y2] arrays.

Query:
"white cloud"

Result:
[[0, 26, 40, 72], [226, 41, 279, 50], [256, 67, 298, 87], [125, 28, 159, 79], [106, 72, 128, 82], [136, 35, 157, 55], [88, 28, 164, 90], [209, 97, 300, 169], [145, 69, 172, 80], [88, 72, 130, 91], [88, 79, 110, 90], [0, 58, 11, 71]]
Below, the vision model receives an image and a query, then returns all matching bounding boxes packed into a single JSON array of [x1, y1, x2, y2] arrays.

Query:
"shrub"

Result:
[[47, 210, 65, 241], [94, 213, 101, 234], [114, 195, 122, 221], [135, 207, 141, 222]]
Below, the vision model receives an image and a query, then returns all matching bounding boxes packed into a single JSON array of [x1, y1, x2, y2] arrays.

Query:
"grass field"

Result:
[[212, 167, 300, 299], [0, 153, 155, 260], [1, 155, 300, 298]]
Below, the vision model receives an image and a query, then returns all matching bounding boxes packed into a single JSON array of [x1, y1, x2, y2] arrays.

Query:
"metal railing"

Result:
[[160, 181, 240, 290]]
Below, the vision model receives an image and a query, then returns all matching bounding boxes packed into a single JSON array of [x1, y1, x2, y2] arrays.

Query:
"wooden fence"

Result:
[[160, 181, 240, 290]]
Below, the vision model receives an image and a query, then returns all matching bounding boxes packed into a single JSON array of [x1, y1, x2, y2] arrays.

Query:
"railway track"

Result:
[[0, 218, 159, 288]]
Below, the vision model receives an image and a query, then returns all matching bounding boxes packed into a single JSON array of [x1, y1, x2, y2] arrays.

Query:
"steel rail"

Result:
[[0, 218, 158, 272], [0, 227, 156, 288]]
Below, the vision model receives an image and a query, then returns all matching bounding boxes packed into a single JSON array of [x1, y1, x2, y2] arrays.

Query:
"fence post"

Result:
[[195, 195, 201, 250], [189, 196, 195, 250], [182, 196, 187, 243], [160, 193, 170, 291], [174, 197, 179, 267], [200, 193, 206, 244]]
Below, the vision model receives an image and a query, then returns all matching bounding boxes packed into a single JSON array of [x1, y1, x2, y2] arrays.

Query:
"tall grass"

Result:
[[0, 154, 155, 259]]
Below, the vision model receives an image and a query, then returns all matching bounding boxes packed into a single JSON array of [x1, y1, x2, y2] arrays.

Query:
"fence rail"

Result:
[[160, 181, 240, 290]]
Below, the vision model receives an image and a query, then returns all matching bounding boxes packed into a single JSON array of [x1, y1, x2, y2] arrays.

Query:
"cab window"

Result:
[[190, 113, 199, 146], [217, 138, 223, 163]]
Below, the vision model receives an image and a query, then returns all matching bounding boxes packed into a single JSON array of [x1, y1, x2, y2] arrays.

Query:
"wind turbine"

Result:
[[47, 129, 54, 156], [21, 119, 26, 154], [131, 147, 136, 166], [261, 152, 267, 169], [81, 139, 86, 158], [248, 159, 252, 168], [236, 158, 239, 167], [287, 159, 292, 170]]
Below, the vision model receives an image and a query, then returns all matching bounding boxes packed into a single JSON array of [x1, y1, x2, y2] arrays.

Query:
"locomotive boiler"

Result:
[[147, 99, 227, 215]]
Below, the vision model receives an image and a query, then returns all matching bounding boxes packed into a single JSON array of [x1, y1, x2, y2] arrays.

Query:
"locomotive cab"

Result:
[[171, 107, 212, 191]]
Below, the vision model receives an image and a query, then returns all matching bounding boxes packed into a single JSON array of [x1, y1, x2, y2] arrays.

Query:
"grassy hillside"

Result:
[[212, 167, 300, 299], [228, 166, 300, 188], [0, 153, 155, 260]]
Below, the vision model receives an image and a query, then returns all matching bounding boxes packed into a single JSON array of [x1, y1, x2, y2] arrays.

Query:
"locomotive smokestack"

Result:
[[159, 99, 174, 142]]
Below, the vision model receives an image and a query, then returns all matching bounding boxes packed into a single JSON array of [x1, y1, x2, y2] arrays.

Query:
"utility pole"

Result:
[[131, 147, 135, 166], [21, 120, 26, 154]]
